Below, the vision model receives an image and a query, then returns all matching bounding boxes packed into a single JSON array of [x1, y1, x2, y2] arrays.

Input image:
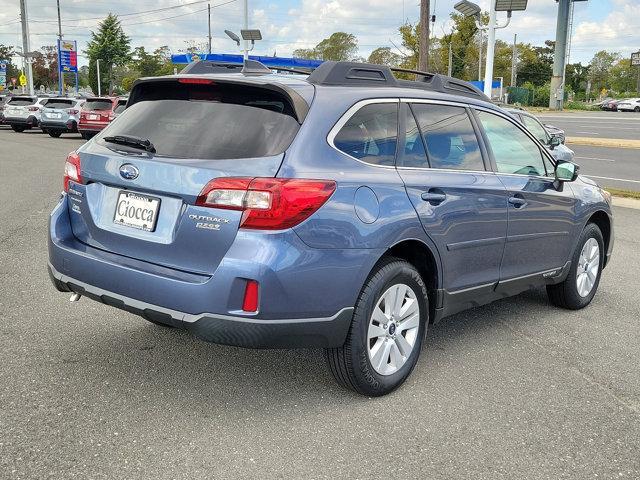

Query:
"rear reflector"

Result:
[[63, 152, 82, 192], [196, 177, 336, 230], [242, 280, 259, 312], [178, 78, 214, 85]]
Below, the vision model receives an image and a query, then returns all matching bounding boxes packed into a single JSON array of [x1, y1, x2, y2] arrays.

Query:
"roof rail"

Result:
[[306, 61, 489, 101]]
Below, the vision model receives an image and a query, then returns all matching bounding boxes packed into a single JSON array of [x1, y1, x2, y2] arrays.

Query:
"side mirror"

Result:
[[549, 136, 561, 150], [555, 161, 579, 183]]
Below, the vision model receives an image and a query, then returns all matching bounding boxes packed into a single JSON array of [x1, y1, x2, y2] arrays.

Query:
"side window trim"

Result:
[[472, 106, 557, 178], [327, 98, 400, 169], [407, 103, 431, 168]]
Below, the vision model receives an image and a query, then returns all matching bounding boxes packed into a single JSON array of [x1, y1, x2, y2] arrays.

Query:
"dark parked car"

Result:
[[48, 61, 613, 396], [601, 99, 621, 111]]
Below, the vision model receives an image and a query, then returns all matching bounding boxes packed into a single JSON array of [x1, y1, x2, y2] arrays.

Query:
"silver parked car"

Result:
[[3, 96, 47, 132], [40, 97, 85, 137], [505, 108, 574, 162]]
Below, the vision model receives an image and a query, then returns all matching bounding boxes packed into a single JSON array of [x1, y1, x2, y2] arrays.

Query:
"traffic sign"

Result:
[[58, 39, 78, 73], [19, 73, 26, 86], [0, 59, 7, 90], [632, 51, 640, 67]]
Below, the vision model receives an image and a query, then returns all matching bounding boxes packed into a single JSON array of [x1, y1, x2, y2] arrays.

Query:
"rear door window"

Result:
[[521, 114, 550, 145], [99, 82, 301, 160], [84, 99, 113, 111], [411, 103, 484, 171], [333, 102, 398, 166], [399, 105, 428, 168]]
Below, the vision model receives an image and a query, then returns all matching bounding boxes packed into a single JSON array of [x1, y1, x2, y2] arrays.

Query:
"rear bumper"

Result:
[[5, 116, 38, 127], [47, 195, 375, 348], [78, 122, 107, 132], [41, 119, 77, 132], [48, 263, 353, 348]]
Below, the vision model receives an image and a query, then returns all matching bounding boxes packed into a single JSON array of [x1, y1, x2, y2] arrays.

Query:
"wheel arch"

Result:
[[587, 210, 611, 268], [375, 239, 442, 323]]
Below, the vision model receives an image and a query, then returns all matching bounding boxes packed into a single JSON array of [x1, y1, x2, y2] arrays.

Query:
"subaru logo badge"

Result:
[[119, 164, 139, 180]]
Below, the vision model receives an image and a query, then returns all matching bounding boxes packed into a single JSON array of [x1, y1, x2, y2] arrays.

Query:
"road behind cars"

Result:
[[1, 128, 639, 478], [537, 111, 640, 141]]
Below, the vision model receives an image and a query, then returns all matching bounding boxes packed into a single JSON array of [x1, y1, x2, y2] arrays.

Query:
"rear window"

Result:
[[44, 99, 73, 109], [98, 82, 301, 160], [114, 100, 127, 114], [8, 97, 36, 106], [84, 99, 113, 111]]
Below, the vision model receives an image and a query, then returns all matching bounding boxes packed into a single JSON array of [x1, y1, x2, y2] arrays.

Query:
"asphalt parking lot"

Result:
[[1, 127, 640, 479]]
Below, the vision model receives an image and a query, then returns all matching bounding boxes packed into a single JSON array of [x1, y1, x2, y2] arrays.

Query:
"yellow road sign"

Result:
[[19, 73, 27, 86]]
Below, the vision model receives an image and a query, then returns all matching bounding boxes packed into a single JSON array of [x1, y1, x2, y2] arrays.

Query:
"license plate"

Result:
[[51, 113, 61, 119], [113, 191, 160, 232], [88, 114, 99, 120]]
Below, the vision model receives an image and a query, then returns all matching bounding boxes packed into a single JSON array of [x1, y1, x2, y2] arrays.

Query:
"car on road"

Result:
[[0, 94, 10, 124], [3, 95, 46, 132], [48, 61, 614, 396], [78, 96, 120, 139], [505, 108, 574, 162], [615, 98, 640, 112], [113, 98, 127, 118], [39, 97, 85, 137], [542, 122, 566, 144], [601, 99, 621, 111]]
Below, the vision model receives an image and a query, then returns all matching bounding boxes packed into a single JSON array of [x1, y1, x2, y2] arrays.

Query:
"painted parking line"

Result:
[[574, 156, 615, 163], [588, 175, 640, 184], [576, 132, 600, 135]]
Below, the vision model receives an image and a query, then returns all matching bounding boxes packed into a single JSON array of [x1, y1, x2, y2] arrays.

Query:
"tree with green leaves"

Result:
[[588, 50, 620, 92], [85, 14, 131, 94], [293, 32, 358, 61], [367, 47, 402, 67]]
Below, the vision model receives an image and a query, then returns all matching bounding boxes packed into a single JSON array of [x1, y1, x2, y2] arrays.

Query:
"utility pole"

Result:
[[418, 0, 430, 72], [207, 3, 212, 55], [57, 0, 63, 95], [510, 33, 517, 87], [549, 0, 570, 110], [19, 0, 34, 96], [243, 0, 249, 60], [482, 1, 496, 97], [96, 59, 101, 96], [478, 30, 482, 81], [447, 41, 452, 77]]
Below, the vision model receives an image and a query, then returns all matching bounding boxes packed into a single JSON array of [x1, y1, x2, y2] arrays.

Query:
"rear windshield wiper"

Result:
[[103, 135, 156, 153]]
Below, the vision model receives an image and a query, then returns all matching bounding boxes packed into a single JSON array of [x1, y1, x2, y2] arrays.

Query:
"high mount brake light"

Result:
[[196, 177, 336, 230], [63, 152, 82, 192], [178, 78, 214, 85]]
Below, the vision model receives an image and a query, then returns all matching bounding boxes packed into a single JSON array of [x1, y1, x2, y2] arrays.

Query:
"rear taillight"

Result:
[[178, 78, 214, 84], [196, 177, 336, 230], [68, 109, 79, 115], [63, 152, 82, 192], [108, 112, 115, 121], [28, 106, 39, 112]]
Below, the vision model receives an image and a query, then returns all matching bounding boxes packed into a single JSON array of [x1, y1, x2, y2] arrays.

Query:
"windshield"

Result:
[[98, 82, 300, 160], [522, 115, 550, 145], [8, 97, 36, 106], [83, 99, 113, 111], [114, 101, 127, 114]]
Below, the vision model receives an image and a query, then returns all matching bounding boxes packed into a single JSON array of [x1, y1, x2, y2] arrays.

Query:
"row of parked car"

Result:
[[599, 97, 640, 112], [0, 94, 127, 138]]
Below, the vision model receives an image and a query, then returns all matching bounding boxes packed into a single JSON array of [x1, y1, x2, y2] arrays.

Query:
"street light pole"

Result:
[[482, 1, 496, 97], [19, 0, 34, 96], [207, 3, 212, 54], [96, 59, 101, 96], [243, 0, 249, 60], [549, 0, 571, 110], [57, 0, 63, 95]]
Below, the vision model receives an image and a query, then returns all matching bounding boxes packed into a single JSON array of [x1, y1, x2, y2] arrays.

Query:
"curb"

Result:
[[566, 137, 640, 149], [612, 196, 640, 210]]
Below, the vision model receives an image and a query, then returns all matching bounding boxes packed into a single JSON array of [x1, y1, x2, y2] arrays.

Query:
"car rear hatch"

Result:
[[5, 96, 37, 118], [67, 76, 309, 275], [42, 98, 75, 122], [80, 98, 114, 123]]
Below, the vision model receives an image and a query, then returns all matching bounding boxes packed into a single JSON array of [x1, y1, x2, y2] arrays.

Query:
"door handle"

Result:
[[508, 195, 527, 208], [421, 190, 447, 205]]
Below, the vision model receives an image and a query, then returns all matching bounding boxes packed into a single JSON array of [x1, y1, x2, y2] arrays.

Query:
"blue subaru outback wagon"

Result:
[[48, 60, 613, 396]]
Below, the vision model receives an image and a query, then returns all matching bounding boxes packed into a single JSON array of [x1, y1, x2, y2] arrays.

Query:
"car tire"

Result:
[[48, 130, 62, 138], [11, 125, 25, 133], [635, 107, 640, 113], [80, 132, 89, 140], [325, 257, 428, 396], [547, 223, 604, 310]]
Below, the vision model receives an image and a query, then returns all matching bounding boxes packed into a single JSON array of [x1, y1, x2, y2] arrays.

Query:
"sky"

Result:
[[0, 0, 638, 68]]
